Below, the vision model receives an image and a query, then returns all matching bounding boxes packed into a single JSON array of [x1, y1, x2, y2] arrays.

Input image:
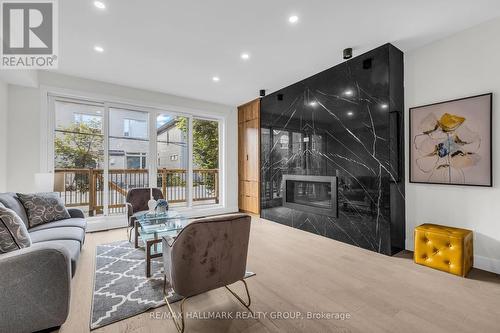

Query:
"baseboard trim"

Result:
[[474, 255, 500, 275]]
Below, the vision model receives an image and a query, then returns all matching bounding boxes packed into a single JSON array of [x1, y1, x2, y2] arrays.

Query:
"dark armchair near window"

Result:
[[125, 188, 164, 244]]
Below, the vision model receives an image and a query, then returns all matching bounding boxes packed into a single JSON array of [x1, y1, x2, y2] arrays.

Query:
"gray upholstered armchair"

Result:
[[125, 188, 163, 245], [162, 213, 252, 333]]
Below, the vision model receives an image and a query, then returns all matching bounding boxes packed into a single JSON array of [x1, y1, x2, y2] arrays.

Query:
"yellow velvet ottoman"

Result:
[[414, 224, 473, 277]]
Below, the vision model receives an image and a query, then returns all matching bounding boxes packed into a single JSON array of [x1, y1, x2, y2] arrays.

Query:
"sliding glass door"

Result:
[[108, 107, 150, 215], [50, 96, 221, 221], [54, 99, 105, 217], [156, 113, 188, 208], [192, 118, 219, 206]]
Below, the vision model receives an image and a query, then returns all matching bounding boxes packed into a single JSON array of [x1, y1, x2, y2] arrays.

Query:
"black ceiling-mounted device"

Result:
[[343, 48, 353, 60]]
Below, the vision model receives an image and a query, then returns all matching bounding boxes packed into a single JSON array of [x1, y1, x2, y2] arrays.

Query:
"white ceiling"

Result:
[[55, 0, 500, 106]]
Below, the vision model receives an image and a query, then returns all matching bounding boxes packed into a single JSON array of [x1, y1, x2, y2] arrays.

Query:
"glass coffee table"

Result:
[[133, 211, 189, 277]]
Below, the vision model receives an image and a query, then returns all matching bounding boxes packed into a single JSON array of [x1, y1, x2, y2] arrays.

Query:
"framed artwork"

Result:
[[409, 93, 492, 187]]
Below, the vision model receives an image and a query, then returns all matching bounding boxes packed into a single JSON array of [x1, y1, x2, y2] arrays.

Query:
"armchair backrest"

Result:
[[125, 188, 164, 216], [169, 214, 251, 297]]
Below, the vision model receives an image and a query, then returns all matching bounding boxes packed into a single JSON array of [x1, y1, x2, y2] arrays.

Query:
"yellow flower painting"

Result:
[[410, 94, 492, 186]]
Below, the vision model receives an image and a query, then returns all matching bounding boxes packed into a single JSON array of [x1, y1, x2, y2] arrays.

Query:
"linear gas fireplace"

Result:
[[282, 175, 338, 218]]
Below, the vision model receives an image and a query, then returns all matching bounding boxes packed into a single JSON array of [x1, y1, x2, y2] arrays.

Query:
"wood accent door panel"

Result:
[[244, 119, 259, 182], [239, 194, 259, 214], [238, 121, 246, 181], [240, 181, 258, 197], [238, 99, 260, 215]]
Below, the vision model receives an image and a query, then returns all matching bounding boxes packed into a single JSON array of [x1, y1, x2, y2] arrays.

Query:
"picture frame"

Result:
[[409, 93, 492, 187]]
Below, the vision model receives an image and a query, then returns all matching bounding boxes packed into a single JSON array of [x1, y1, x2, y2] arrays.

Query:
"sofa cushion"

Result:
[[38, 240, 81, 276], [17, 193, 71, 228], [0, 206, 31, 253], [29, 218, 87, 232], [0, 193, 30, 227], [30, 227, 85, 245]]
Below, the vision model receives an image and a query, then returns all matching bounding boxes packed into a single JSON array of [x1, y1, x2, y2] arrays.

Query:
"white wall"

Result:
[[0, 80, 7, 192], [405, 17, 500, 273], [6, 72, 238, 214], [6, 85, 39, 192]]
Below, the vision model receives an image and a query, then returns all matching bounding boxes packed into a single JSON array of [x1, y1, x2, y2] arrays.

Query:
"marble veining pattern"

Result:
[[260, 44, 405, 255]]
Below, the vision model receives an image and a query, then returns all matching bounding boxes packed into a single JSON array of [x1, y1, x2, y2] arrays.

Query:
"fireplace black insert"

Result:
[[282, 175, 338, 218]]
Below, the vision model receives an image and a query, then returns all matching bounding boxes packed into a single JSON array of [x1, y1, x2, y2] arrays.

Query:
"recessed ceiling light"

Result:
[[344, 89, 354, 96], [212, 76, 220, 82], [381, 103, 389, 109], [94, 1, 106, 9], [288, 15, 299, 24], [241, 53, 250, 60], [94, 45, 104, 53], [347, 111, 354, 116]]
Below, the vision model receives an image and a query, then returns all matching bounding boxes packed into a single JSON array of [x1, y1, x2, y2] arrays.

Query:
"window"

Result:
[[157, 113, 188, 207], [192, 118, 219, 206], [50, 95, 222, 220], [123, 118, 147, 138], [54, 100, 104, 217], [126, 153, 147, 169], [109, 108, 150, 215], [74, 113, 102, 127]]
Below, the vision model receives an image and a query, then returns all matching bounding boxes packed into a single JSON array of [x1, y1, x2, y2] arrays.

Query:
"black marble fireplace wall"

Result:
[[260, 43, 405, 255]]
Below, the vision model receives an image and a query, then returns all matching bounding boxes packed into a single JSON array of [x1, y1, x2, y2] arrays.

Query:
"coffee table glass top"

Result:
[[134, 210, 189, 244]]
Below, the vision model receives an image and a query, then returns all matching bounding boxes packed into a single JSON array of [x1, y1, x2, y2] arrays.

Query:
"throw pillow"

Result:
[[0, 206, 32, 253], [17, 193, 71, 228]]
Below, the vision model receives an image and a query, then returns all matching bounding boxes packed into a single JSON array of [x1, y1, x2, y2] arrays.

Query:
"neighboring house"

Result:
[[156, 118, 188, 170], [56, 105, 188, 171], [108, 108, 149, 170]]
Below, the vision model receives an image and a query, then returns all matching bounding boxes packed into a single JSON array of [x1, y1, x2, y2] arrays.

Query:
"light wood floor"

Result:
[[56, 217, 500, 333]]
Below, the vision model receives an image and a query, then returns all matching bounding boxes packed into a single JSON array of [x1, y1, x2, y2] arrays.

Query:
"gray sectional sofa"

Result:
[[0, 192, 87, 333]]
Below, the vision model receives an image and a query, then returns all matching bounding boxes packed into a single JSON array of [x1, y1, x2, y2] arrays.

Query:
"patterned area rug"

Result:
[[90, 240, 255, 330]]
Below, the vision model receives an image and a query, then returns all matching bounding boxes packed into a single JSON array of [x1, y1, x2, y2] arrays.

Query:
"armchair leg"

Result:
[[225, 279, 253, 314], [163, 274, 188, 333], [162, 276, 252, 333]]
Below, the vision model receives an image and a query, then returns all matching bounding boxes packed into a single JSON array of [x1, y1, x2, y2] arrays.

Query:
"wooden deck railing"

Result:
[[54, 168, 219, 216]]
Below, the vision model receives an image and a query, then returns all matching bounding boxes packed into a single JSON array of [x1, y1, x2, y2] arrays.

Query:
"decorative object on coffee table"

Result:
[[409, 93, 492, 186], [147, 187, 157, 213], [155, 199, 169, 213]]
